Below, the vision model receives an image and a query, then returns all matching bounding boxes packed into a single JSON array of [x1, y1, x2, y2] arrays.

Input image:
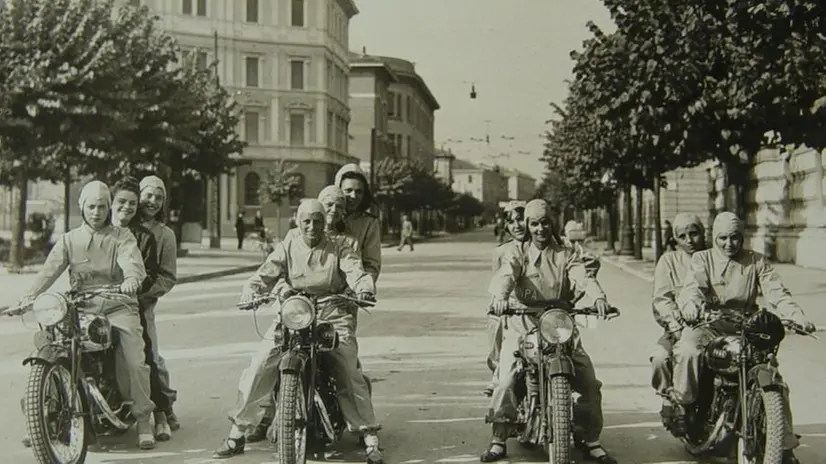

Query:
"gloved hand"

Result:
[[491, 298, 508, 316], [120, 278, 140, 296], [277, 286, 298, 302], [357, 292, 376, 302], [681, 302, 701, 324], [593, 298, 612, 320]]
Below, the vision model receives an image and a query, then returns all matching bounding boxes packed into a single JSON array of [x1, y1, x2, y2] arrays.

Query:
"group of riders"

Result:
[[6, 163, 818, 464]]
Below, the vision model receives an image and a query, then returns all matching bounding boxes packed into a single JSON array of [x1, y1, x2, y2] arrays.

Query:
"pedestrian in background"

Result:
[[398, 214, 414, 251], [253, 210, 264, 236], [663, 220, 677, 252], [235, 211, 246, 250]]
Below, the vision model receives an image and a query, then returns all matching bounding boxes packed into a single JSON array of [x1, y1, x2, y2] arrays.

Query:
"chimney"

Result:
[[362, 46, 367, 55]]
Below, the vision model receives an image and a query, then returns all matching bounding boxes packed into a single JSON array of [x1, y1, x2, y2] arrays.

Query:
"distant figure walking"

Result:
[[663, 220, 677, 252], [235, 211, 246, 250], [398, 214, 414, 251]]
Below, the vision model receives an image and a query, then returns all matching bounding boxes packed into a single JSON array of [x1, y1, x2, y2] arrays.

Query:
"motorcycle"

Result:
[[238, 291, 375, 464], [671, 305, 818, 463], [1, 286, 136, 464], [490, 299, 620, 464]]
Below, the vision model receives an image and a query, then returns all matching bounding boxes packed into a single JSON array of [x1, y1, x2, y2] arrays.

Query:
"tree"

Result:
[[0, 0, 134, 270], [258, 159, 304, 237]]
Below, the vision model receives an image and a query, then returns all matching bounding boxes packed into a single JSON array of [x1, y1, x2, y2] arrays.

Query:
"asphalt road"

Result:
[[0, 229, 823, 463]]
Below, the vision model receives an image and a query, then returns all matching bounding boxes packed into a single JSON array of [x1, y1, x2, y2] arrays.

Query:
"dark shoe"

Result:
[[213, 437, 245, 459], [668, 406, 687, 437], [366, 446, 385, 464], [480, 443, 507, 462], [783, 450, 801, 464], [576, 441, 618, 464], [166, 409, 180, 431], [660, 403, 675, 429], [246, 417, 272, 443]]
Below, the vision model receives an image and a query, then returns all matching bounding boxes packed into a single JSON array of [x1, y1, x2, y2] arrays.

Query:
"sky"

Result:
[[349, 0, 616, 179]]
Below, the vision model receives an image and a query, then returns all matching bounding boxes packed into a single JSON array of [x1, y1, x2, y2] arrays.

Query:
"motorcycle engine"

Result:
[[519, 330, 540, 363], [704, 335, 742, 376]]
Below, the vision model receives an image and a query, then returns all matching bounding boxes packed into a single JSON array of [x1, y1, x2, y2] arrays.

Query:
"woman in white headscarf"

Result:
[[14, 181, 157, 449], [673, 212, 815, 463], [649, 213, 706, 430], [214, 199, 385, 463], [138, 175, 180, 435], [484, 199, 617, 463]]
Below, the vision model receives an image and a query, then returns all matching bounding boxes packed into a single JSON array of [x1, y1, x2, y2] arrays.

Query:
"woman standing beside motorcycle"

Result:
[[673, 212, 816, 464], [484, 199, 617, 464], [214, 199, 384, 464], [14, 180, 156, 449], [649, 213, 707, 430], [138, 175, 180, 434]]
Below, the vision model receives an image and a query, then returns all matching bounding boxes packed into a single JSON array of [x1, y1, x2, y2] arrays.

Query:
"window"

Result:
[[388, 92, 396, 118], [196, 0, 206, 16], [182, 0, 191, 14], [183, 0, 206, 16], [245, 56, 259, 87], [406, 96, 412, 122], [196, 51, 208, 70], [327, 111, 334, 146], [245, 0, 258, 23], [129, 0, 140, 6], [244, 172, 260, 206], [468, 175, 473, 183], [290, 113, 305, 146], [406, 135, 412, 158], [291, 0, 304, 26], [290, 60, 304, 90], [244, 111, 259, 144]]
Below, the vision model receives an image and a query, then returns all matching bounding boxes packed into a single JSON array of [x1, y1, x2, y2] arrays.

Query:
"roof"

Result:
[[369, 55, 440, 111], [348, 56, 400, 83], [502, 168, 536, 181], [452, 158, 483, 171], [336, 0, 359, 17]]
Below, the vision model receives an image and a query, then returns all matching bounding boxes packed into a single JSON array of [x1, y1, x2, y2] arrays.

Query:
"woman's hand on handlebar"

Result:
[[491, 298, 508, 316], [593, 298, 612, 320], [357, 292, 376, 303], [119, 278, 140, 296]]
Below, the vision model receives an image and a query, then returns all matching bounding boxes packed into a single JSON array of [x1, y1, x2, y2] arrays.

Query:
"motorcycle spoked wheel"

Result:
[[546, 375, 572, 464], [277, 371, 308, 464], [736, 386, 785, 464], [25, 363, 88, 464]]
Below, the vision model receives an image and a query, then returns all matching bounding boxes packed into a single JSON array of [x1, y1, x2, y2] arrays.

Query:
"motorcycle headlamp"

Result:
[[539, 309, 575, 344], [280, 295, 315, 330], [31, 293, 69, 327]]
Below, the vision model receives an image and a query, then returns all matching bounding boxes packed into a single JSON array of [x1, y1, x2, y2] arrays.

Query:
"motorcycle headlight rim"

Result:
[[31, 292, 69, 327], [539, 309, 575, 344], [280, 295, 315, 330]]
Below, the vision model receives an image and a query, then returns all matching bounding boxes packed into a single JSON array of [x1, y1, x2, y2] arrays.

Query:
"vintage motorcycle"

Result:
[[238, 291, 375, 464], [490, 299, 620, 464], [671, 305, 818, 463], [1, 286, 137, 464]]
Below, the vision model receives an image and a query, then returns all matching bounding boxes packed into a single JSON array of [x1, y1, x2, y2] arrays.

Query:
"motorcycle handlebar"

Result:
[[688, 309, 818, 339], [487, 303, 621, 319], [2, 286, 125, 317], [236, 293, 377, 311]]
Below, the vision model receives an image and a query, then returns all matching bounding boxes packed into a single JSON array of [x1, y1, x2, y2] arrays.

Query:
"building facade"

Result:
[[346, 51, 398, 178], [451, 158, 508, 205], [433, 148, 456, 185], [379, 56, 440, 170], [503, 169, 536, 201]]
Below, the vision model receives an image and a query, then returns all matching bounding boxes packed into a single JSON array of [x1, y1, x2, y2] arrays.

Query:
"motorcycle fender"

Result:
[[279, 351, 308, 374], [749, 364, 786, 390], [22, 345, 69, 367], [545, 355, 574, 377]]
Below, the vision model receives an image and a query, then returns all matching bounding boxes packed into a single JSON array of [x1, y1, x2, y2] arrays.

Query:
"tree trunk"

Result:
[[619, 186, 635, 255], [63, 173, 71, 233], [634, 185, 644, 260], [604, 197, 616, 253], [653, 175, 663, 262], [9, 173, 29, 271]]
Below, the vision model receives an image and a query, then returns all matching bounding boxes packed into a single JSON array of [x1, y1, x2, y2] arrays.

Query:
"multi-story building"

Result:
[[502, 168, 536, 201], [347, 50, 398, 181], [1, 0, 362, 240], [451, 158, 508, 205], [433, 148, 456, 185], [380, 56, 439, 170]]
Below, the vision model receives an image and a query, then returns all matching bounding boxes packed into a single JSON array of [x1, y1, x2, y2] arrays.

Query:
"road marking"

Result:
[[409, 417, 483, 423], [604, 421, 662, 429]]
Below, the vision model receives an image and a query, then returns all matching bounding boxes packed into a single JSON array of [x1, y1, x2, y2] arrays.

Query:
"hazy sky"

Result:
[[349, 0, 616, 178]]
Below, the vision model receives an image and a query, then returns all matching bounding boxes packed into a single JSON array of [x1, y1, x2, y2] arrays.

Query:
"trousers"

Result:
[[139, 298, 177, 410], [228, 304, 380, 433], [672, 321, 799, 449], [486, 314, 604, 442], [650, 332, 676, 396], [486, 314, 503, 372]]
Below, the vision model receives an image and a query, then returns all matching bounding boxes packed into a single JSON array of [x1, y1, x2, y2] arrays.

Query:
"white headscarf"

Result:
[[78, 181, 112, 249], [712, 212, 743, 238], [673, 213, 705, 236]]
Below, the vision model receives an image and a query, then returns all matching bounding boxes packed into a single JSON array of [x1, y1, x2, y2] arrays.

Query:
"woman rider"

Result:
[[649, 213, 706, 431], [245, 184, 374, 442], [11, 181, 156, 449], [112, 177, 180, 441], [484, 201, 526, 397], [674, 212, 816, 464], [484, 199, 617, 463], [138, 176, 180, 432], [215, 199, 385, 464]]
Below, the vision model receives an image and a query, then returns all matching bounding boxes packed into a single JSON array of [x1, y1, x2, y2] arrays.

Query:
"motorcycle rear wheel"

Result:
[[25, 362, 88, 464], [737, 388, 785, 464], [277, 371, 308, 464], [547, 375, 572, 464]]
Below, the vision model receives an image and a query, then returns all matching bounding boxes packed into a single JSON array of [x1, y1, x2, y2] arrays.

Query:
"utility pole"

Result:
[[209, 29, 222, 249]]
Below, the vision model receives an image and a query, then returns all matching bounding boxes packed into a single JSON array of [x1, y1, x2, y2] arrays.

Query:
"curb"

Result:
[[177, 264, 260, 285]]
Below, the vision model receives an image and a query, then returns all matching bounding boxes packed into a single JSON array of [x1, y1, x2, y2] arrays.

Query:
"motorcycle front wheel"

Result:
[[277, 371, 308, 464], [24, 362, 88, 464], [737, 387, 785, 464], [547, 375, 572, 464]]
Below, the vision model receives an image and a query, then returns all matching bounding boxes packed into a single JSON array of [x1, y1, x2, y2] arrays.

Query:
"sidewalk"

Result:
[[0, 246, 262, 304], [585, 240, 826, 327]]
